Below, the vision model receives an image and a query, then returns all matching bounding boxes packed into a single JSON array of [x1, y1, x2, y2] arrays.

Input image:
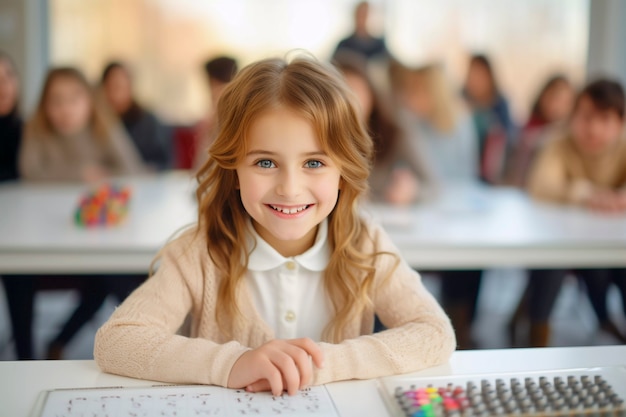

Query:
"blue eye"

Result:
[[256, 160, 275, 168], [305, 160, 323, 168]]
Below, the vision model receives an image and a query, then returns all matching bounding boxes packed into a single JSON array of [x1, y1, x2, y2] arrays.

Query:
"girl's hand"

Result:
[[227, 338, 324, 396], [585, 191, 626, 213]]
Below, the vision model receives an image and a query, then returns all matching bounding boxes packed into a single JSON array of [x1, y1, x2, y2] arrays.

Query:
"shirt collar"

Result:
[[246, 219, 330, 272]]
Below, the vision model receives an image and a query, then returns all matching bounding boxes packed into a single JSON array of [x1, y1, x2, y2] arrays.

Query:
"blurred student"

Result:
[[505, 75, 575, 187], [0, 52, 27, 358], [193, 56, 238, 169], [518, 79, 626, 346], [400, 63, 478, 184], [397, 62, 481, 349], [16, 67, 145, 359], [524, 75, 575, 132], [334, 1, 388, 62], [0, 51, 21, 182], [102, 61, 171, 171], [334, 53, 429, 205], [20, 67, 144, 181], [463, 54, 516, 184]]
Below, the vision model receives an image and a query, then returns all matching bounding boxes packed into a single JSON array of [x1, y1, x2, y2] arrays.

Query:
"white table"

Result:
[[1, 176, 626, 273], [0, 172, 197, 274], [367, 183, 626, 268], [1, 346, 625, 417]]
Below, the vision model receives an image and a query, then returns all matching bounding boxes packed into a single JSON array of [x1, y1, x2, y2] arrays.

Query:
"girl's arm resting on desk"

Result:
[[94, 231, 250, 387], [313, 224, 456, 385]]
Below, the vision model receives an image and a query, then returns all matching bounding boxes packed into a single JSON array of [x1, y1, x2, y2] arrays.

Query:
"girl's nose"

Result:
[[276, 168, 302, 197]]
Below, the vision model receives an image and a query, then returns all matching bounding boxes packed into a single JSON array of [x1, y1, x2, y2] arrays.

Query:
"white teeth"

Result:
[[270, 205, 309, 214]]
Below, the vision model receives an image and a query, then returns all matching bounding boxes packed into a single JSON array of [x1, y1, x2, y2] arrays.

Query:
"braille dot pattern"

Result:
[[393, 375, 626, 417]]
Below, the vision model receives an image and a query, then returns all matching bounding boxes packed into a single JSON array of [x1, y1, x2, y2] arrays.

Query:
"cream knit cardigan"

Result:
[[94, 219, 455, 387]]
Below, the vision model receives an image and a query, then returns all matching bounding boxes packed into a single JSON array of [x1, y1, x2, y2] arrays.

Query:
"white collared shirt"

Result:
[[245, 219, 333, 341]]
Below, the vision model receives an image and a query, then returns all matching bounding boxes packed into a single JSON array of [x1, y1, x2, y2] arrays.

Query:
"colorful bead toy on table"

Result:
[[383, 372, 626, 417], [74, 184, 132, 227]]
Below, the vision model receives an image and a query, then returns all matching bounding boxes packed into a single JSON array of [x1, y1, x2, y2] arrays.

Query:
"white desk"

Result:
[[0, 172, 197, 274], [2, 346, 625, 417], [367, 183, 626, 268], [1, 176, 626, 273]]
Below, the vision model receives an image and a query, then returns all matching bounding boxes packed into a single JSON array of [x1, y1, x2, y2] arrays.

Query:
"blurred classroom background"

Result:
[[1, 0, 626, 360], [3, 0, 606, 123]]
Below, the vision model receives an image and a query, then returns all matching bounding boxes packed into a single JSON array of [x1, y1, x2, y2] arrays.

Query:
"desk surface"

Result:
[[1, 345, 625, 417], [367, 183, 626, 268], [0, 172, 197, 273], [1, 175, 625, 273]]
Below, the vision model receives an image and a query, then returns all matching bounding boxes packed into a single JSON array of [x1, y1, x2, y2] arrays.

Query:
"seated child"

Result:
[[528, 79, 626, 209], [94, 56, 455, 396], [517, 79, 626, 347]]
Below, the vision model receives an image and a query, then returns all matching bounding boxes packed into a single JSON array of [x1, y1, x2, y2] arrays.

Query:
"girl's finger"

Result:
[[289, 338, 325, 369], [269, 351, 300, 396], [278, 343, 313, 389], [246, 379, 271, 393], [264, 365, 284, 397]]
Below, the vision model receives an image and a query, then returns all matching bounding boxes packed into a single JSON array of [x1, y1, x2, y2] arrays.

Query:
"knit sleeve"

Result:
[[94, 232, 250, 387], [312, 222, 456, 385]]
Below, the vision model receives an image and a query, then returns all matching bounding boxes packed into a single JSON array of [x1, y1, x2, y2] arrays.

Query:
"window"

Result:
[[50, 0, 589, 124]]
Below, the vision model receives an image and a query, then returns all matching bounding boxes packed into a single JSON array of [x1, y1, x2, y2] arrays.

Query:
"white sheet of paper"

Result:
[[38, 384, 339, 417]]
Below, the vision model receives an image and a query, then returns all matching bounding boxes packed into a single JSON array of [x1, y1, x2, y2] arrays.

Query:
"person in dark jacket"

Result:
[[0, 51, 21, 182], [333, 2, 388, 62], [102, 61, 171, 171]]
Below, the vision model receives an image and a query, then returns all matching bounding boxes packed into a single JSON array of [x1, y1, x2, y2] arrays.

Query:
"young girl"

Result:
[[17, 67, 145, 360], [400, 63, 479, 184], [395, 62, 481, 349], [95, 56, 455, 395], [19, 67, 144, 181]]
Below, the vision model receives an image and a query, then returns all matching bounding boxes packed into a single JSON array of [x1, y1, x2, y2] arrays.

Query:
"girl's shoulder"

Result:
[[156, 223, 214, 268], [357, 215, 401, 255]]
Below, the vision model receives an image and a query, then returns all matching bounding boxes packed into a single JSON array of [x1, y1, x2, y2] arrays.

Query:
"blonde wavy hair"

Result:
[[195, 56, 395, 343]]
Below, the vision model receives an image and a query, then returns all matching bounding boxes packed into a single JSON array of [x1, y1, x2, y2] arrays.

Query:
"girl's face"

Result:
[[236, 106, 342, 257], [540, 81, 574, 123], [45, 76, 92, 137], [103, 67, 133, 115], [0, 59, 18, 116], [466, 61, 493, 102], [570, 95, 624, 156]]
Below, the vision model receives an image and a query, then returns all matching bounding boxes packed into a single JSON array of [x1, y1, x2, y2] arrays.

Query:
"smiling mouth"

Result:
[[268, 204, 312, 214]]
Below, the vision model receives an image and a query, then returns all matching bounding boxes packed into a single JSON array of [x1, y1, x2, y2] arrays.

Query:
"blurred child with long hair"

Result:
[[20, 67, 143, 181], [334, 53, 429, 205], [17, 67, 145, 360]]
